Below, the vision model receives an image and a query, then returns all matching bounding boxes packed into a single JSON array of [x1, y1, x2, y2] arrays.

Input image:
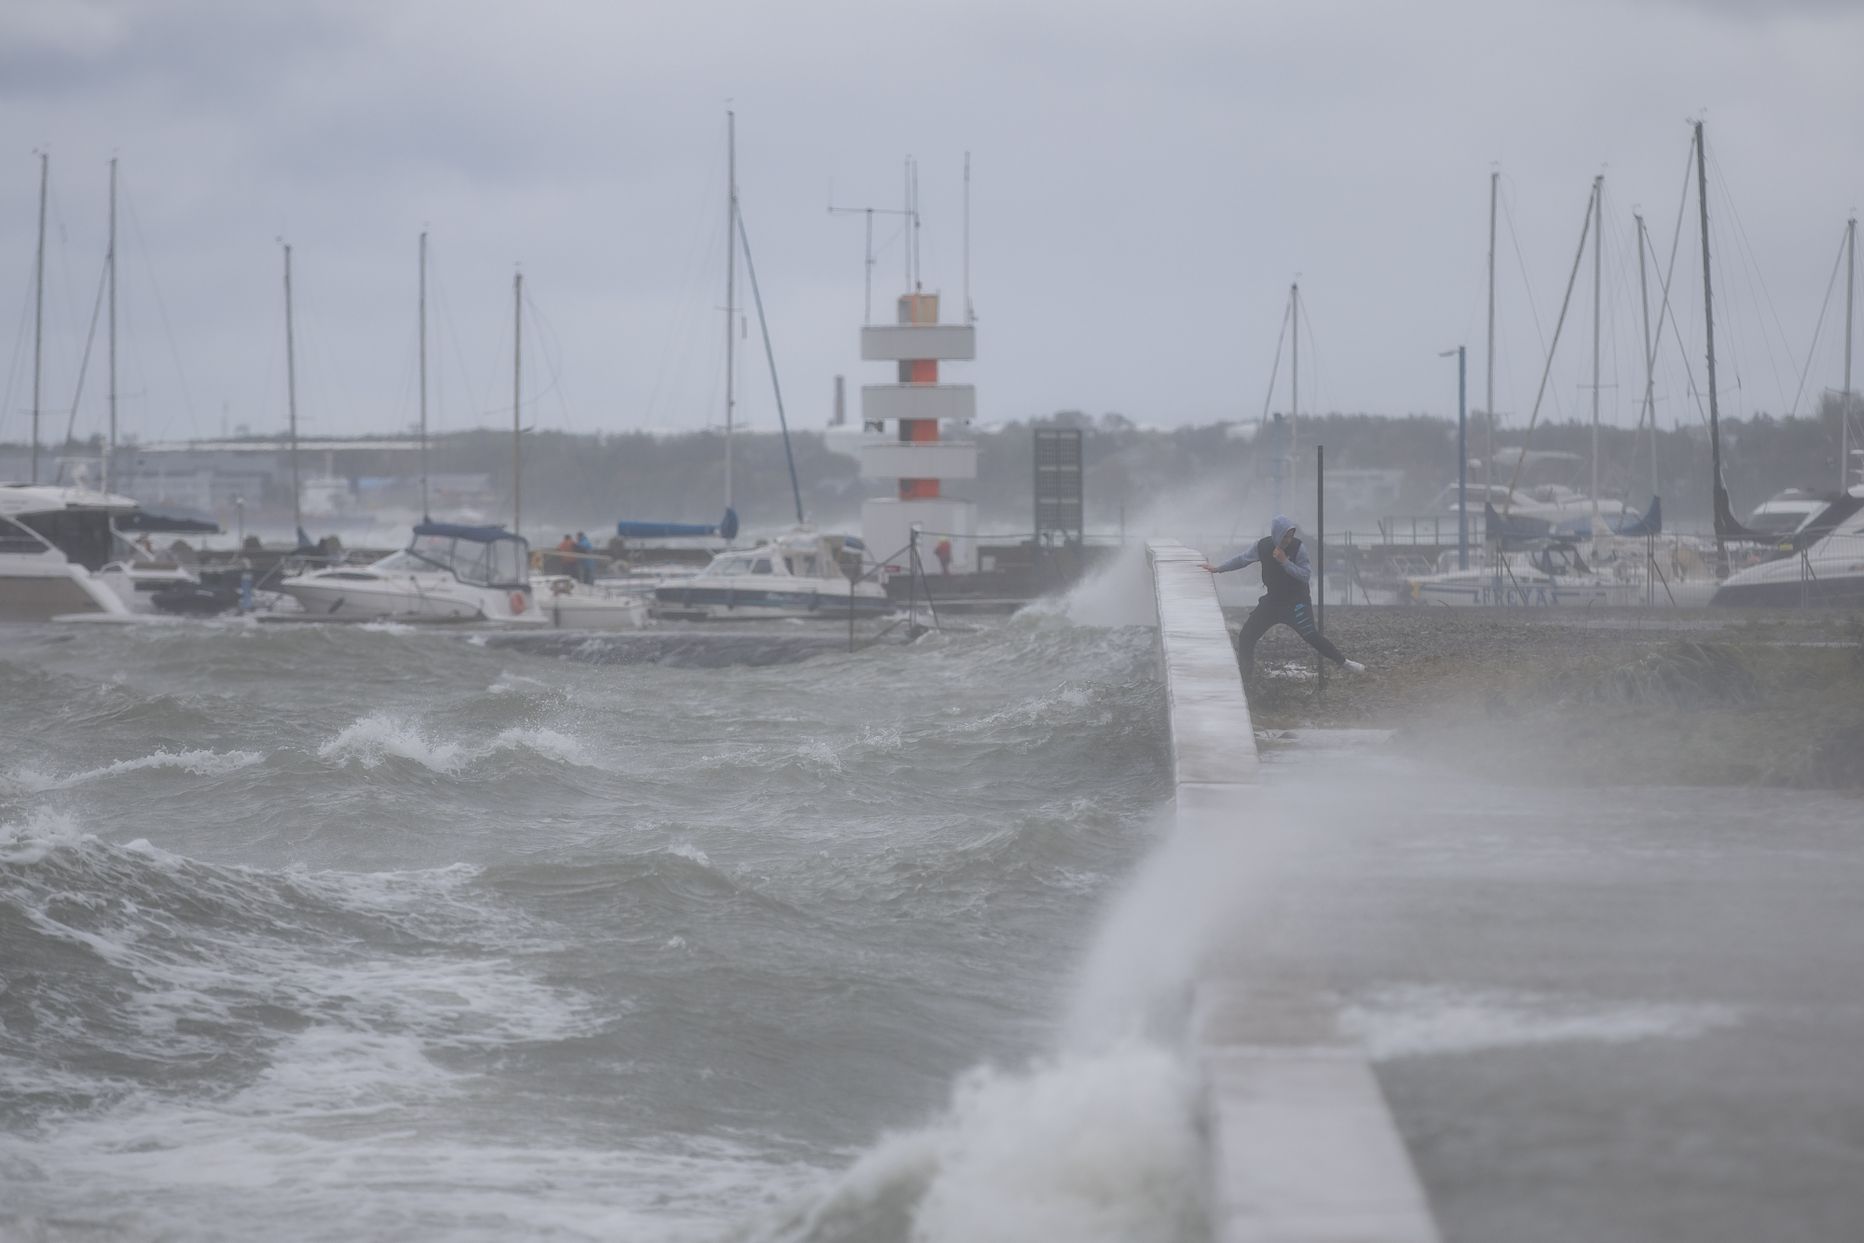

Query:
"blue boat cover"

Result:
[[616, 507, 739, 542]]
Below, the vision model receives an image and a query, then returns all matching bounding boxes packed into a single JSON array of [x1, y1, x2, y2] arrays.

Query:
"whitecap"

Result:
[[4, 748, 264, 795], [317, 715, 596, 773]]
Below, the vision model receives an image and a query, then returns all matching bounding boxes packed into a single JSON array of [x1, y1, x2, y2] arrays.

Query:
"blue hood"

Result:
[[1270, 514, 1297, 542]]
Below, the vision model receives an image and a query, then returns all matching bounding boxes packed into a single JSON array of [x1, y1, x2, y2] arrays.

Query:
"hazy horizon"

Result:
[[3, 0, 1861, 453]]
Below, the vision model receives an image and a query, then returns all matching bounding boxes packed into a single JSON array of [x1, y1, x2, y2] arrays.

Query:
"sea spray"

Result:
[[742, 1045, 1204, 1243]]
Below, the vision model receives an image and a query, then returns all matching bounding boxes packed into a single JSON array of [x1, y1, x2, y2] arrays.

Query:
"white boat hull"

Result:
[[277, 571, 542, 624], [1410, 575, 1643, 608], [0, 555, 132, 622]]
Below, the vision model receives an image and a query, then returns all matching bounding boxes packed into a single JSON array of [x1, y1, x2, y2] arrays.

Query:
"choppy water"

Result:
[[0, 608, 1199, 1242]]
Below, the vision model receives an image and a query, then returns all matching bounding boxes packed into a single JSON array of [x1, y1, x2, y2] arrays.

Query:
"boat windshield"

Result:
[[699, 552, 775, 577], [378, 531, 529, 587]]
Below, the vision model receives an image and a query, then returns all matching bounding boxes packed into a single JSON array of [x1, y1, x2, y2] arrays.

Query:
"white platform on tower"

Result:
[[860, 383, 977, 422], [859, 324, 977, 361]]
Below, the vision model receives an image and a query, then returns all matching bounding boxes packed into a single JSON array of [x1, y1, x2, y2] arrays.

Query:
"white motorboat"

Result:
[[1712, 487, 1864, 607], [278, 521, 648, 628], [532, 574, 651, 629], [650, 531, 890, 621], [0, 484, 138, 621]]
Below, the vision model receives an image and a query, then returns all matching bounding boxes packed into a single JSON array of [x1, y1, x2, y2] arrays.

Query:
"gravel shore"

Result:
[[1223, 606, 1864, 788]]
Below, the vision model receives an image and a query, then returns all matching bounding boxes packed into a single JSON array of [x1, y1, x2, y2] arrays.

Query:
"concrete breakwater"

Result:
[[1146, 540, 1442, 1243]]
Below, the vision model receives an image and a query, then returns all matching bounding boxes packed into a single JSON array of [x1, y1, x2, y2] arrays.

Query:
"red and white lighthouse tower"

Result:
[[858, 291, 978, 571]]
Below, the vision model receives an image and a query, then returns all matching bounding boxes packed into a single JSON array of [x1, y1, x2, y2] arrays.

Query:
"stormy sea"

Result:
[[0, 585, 1207, 1242]]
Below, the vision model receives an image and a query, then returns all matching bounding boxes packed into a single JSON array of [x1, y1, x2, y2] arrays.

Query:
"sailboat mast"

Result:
[[1695, 120, 1727, 574], [1290, 281, 1299, 436], [1844, 215, 1856, 491], [106, 156, 118, 495], [1485, 169, 1497, 500], [283, 242, 302, 539], [723, 110, 737, 513], [512, 268, 522, 535], [30, 152, 46, 484], [1589, 173, 1603, 539], [1636, 213, 1659, 502], [419, 231, 429, 519]]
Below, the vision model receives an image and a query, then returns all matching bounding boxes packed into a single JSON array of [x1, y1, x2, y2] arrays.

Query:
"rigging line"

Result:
[[522, 289, 577, 431], [1641, 138, 1699, 439], [1785, 227, 1849, 420], [121, 174, 202, 440], [0, 253, 34, 444], [60, 255, 109, 456], [1709, 146, 1798, 413], [431, 258, 498, 430], [1257, 297, 1291, 425], [45, 180, 82, 394], [643, 158, 727, 427], [1503, 179, 1596, 508], [1295, 288, 1323, 416], [1499, 177, 1565, 425], [734, 207, 805, 525]]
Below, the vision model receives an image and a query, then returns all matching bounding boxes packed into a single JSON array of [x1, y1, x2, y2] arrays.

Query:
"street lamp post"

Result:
[[1441, 346, 1469, 570]]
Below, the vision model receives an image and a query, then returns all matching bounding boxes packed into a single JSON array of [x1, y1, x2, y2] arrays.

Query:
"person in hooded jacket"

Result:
[[1201, 514, 1365, 680]]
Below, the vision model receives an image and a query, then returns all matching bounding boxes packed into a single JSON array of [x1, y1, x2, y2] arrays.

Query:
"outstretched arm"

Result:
[[1201, 547, 1261, 574], [1280, 542, 1313, 583]]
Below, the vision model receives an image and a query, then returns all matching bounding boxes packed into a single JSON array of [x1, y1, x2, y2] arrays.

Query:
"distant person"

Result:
[[1202, 515, 1365, 680], [556, 534, 577, 579], [934, 537, 953, 575], [574, 531, 596, 584]]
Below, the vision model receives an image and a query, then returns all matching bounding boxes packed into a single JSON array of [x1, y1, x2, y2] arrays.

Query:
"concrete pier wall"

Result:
[[1145, 540, 1441, 1243]]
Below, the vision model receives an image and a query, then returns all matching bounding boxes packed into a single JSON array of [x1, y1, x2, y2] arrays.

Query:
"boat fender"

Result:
[[510, 590, 528, 614]]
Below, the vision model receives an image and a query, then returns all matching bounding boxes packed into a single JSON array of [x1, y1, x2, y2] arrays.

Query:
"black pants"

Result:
[[1235, 599, 1344, 679]]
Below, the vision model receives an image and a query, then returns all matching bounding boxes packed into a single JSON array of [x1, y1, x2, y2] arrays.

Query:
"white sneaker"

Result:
[[1342, 659, 1366, 674]]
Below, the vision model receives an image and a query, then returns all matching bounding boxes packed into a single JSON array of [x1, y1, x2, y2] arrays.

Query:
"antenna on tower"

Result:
[[963, 151, 974, 324]]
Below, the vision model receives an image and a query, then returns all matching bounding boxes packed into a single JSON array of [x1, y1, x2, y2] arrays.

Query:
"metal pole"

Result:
[[863, 208, 873, 325], [1316, 444, 1325, 697], [419, 230, 429, 519], [1458, 346, 1469, 569], [30, 152, 46, 484], [1589, 173, 1603, 543], [1844, 215, 1856, 492], [107, 156, 118, 495], [283, 241, 301, 540], [907, 526, 918, 634], [724, 110, 737, 512], [1696, 121, 1727, 575], [1485, 169, 1497, 500], [512, 268, 522, 535]]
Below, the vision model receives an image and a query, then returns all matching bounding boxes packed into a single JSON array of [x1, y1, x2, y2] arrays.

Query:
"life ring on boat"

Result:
[[510, 591, 528, 614], [550, 578, 573, 596]]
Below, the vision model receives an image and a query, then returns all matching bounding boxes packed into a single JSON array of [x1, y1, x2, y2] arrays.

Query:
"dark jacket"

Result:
[[1213, 514, 1313, 606]]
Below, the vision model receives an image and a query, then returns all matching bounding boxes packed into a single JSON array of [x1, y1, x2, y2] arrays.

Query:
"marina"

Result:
[[4, 7, 1864, 1243]]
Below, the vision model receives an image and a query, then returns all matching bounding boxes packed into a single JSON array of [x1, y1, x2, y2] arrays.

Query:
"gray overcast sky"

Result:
[[2, 0, 1860, 449]]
